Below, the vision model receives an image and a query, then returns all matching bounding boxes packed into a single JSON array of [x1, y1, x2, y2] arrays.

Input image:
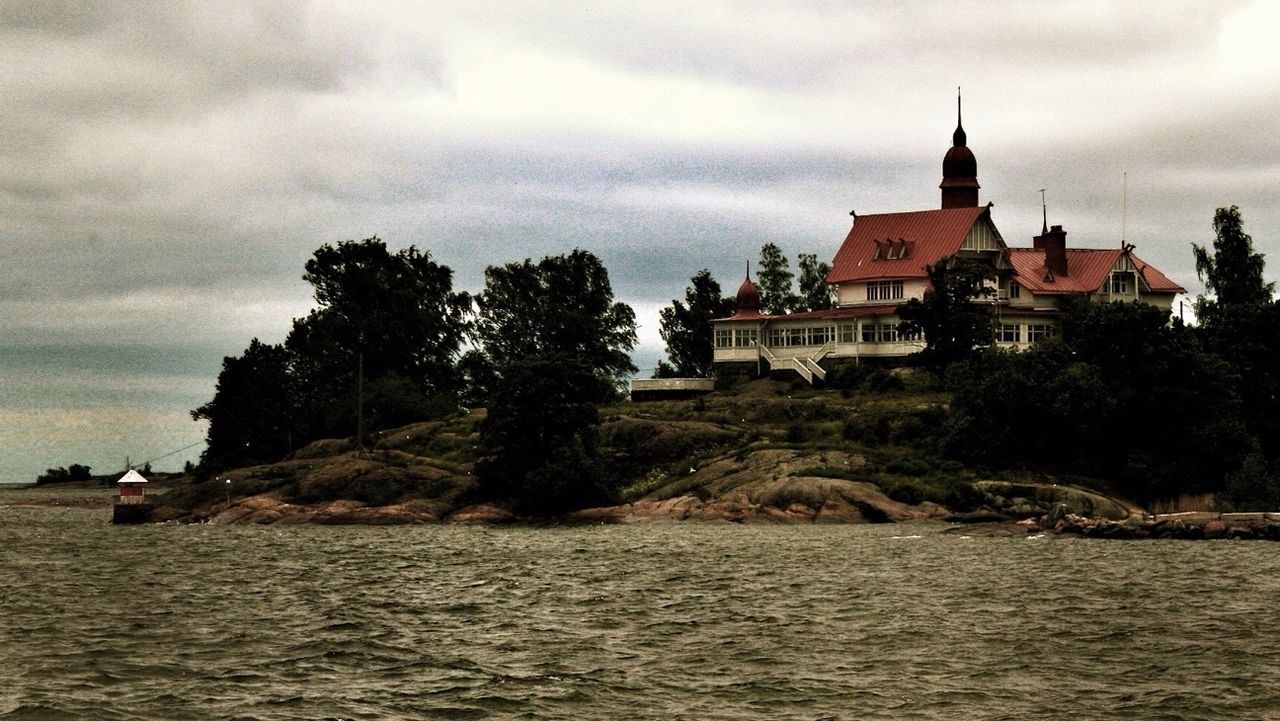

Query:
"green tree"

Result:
[[945, 299, 1252, 504], [1193, 205, 1273, 324], [1190, 207, 1280, 465], [757, 243, 797, 315], [194, 237, 471, 471], [657, 269, 733, 377], [474, 249, 637, 400], [192, 339, 296, 471], [297, 237, 471, 392], [36, 464, 93, 485], [896, 256, 995, 371], [475, 357, 613, 515], [797, 253, 833, 311], [286, 238, 471, 442]]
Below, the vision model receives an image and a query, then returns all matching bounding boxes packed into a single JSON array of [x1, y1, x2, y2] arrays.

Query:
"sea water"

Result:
[[2, 502, 1278, 720]]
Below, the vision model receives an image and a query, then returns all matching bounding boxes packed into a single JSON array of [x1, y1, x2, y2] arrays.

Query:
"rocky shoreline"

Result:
[[952, 510, 1280, 540], [149, 491, 1280, 541]]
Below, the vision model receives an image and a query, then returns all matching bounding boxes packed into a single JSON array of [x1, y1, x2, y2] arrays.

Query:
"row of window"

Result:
[[997, 323, 1055, 343], [718, 321, 1056, 350], [713, 328, 759, 349], [715, 322, 923, 349], [865, 280, 904, 301]]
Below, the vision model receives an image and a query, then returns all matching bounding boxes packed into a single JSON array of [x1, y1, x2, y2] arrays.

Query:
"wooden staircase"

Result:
[[759, 344, 832, 385]]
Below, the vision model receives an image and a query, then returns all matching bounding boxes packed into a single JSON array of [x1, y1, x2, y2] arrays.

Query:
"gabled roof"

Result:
[[1008, 248, 1185, 295], [827, 206, 990, 284], [117, 469, 148, 484]]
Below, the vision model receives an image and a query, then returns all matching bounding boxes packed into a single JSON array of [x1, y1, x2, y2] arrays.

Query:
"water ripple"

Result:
[[3, 513, 1280, 719]]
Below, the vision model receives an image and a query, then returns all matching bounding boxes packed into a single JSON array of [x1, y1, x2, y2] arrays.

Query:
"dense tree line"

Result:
[[935, 206, 1280, 509], [193, 240, 636, 515], [36, 464, 93, 485]]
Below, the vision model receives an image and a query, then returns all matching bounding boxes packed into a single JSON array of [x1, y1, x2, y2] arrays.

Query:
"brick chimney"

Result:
[[1034, 224, 1068, 277]]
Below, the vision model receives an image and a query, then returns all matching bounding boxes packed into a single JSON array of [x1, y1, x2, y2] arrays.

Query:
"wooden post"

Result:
[[357, 351, 365, 452]]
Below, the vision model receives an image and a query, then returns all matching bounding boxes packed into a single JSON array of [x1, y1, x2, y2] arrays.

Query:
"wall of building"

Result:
[[834, 279, 928, 307]]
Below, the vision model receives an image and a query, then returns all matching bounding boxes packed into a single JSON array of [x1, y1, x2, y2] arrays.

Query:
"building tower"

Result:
[[939, 91, 980, 209]]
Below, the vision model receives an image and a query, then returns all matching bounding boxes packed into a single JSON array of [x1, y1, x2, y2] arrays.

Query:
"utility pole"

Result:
[[356, 351, 366, 453]]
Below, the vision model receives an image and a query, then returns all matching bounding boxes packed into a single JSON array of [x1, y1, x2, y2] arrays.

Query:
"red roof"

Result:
[[713, 305, 899, 323], [1008, 248, 1185, 295], [827, 206, 989, 284]]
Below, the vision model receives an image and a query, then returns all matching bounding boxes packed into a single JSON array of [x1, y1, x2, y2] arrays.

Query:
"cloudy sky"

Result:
[[3, 0, 1278, 483]]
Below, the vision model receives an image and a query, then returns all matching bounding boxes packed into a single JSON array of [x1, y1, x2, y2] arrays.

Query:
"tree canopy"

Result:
[[797, 253, 833, 311], [192, 338, 296, 470], [296, 237, 472, 392], [756, 243, 797, 315], [194, 238, 471, 471], [474, 249, 637, 401], [1193, 205, 1273, 324], [896, 256, 995, 370], [475, 357, 614, 516], [656, 269, 733, 377]]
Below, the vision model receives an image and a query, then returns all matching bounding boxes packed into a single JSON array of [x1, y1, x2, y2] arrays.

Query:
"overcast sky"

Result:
[[3, 1, 1278, 483]]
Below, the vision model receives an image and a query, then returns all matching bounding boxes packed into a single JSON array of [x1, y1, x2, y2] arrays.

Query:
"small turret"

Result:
[[730, 265, 762, 319]]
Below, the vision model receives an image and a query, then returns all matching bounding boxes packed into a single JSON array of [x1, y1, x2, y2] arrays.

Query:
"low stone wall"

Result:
[[629, 377, 716, 401]]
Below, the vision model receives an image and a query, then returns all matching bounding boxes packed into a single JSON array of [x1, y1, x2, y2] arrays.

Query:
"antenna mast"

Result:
[[1038, 188, 1047, 234], [1121, 172, 1128, 247]]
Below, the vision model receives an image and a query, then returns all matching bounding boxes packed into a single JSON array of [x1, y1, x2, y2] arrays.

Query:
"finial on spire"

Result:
[[1039, 188, 1048, 234], [745, 260, 751, 280], [953, 87, 966, 147]]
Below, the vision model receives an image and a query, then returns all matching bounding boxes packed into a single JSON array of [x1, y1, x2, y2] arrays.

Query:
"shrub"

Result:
[[866, 370, 905, 393]]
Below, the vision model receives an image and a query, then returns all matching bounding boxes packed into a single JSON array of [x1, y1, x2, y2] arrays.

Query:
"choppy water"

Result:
[[2, 502, 1279, 720]]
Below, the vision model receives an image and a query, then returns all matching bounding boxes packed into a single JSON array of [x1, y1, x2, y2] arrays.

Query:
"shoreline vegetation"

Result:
[[41, 374, 1269, 540], [31, 207, 1279, 535]]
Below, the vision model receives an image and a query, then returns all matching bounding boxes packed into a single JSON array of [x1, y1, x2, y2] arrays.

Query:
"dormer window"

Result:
[[885, 243, 897, 260]]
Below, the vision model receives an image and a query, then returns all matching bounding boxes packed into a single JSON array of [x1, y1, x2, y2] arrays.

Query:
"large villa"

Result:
[[711, 102, 1184, 384]]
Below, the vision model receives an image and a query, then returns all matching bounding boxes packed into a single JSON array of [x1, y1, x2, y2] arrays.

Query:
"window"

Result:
[[878, 323, 898, 343], [787, 328, 807, 347], [999, 323, 1021, 343], [714, 328, 732, 348], [838, 323, 856, 344], [900, 326, 921, 342], [1010, 281, 1021, 299], [811, 326, 832, 346], [861, 323, 877, 343], [1028, 323, 1054, 343], [735, 328, 758, 348], [865, 280, 905, 301], [1109, 273, 1130, 294], [767, 329, 785, 347]]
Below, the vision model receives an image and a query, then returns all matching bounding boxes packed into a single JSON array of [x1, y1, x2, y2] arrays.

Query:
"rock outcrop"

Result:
[[1047, 510, 1280, 540]]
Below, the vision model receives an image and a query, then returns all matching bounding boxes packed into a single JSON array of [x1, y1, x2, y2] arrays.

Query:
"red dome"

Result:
[[729, 275, 762, 319], [735, 276, 760, 312], [942, 143, 977, 182]]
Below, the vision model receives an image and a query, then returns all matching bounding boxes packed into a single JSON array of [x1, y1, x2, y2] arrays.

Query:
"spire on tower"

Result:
[[940, 88, 979, 208]]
